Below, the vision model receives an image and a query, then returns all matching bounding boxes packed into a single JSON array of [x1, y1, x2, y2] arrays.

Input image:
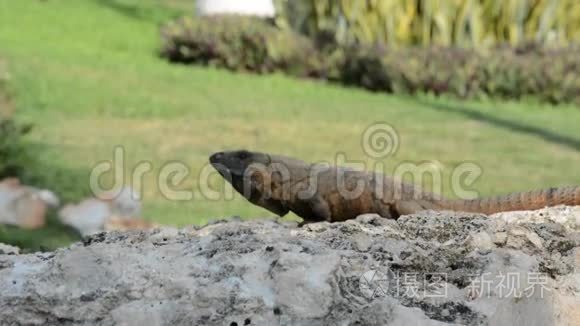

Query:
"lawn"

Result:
[[1, 0, 579, 251]]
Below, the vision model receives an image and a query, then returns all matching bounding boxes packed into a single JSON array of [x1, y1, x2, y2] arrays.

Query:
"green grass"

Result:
[[1, 0, 580, 250]]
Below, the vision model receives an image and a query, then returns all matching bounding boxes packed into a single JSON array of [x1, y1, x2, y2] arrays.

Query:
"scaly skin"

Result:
[[437, 186, 580, 215], [209, 150, 580, 222]]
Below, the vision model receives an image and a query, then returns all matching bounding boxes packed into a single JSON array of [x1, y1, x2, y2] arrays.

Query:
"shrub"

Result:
[[338, 45, 580, 104], [0, 119, 33, 179], [161, 15, 325, 78], [161, 16, 580, 105], [0, 60, 33, 179]]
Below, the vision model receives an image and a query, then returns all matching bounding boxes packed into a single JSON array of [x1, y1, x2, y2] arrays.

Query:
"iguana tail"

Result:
[[436, 186, 580, 215]]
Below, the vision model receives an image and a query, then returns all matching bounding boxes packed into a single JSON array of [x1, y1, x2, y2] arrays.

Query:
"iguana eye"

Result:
[[238, 151, 250, 160]]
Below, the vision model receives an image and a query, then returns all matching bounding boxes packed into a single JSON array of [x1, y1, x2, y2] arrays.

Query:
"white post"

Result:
[[196, 0, 276, 18]]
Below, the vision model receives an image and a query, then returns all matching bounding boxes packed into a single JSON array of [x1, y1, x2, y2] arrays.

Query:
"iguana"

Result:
[[209, 150, 579, 222]]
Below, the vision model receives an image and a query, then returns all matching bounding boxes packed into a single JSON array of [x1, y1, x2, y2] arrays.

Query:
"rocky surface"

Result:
[[0, 206, 578, 325], [0, 242, 19, 255]]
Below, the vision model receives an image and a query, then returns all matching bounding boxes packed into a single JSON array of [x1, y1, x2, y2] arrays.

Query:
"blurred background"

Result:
[[0, 0, 579, 252]]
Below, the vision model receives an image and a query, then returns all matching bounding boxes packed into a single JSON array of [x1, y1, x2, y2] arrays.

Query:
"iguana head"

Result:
[[209, 150, 289, 216], [209, 150, 270, 178]]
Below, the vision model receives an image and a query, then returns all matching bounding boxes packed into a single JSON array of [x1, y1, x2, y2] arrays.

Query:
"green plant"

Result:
[[161, 15, 325, 78], [160, 14, 580, 105], [276, 0, 580, 48], [0, 58, 33, 178], [338, 45, 580, 104], [0, 119, 33, 178]]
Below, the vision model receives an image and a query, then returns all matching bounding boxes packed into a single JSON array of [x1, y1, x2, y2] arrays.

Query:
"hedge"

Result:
[[339, 45, 580, 104], [161, 15, 324, 78], [161, 16, 580, 105]]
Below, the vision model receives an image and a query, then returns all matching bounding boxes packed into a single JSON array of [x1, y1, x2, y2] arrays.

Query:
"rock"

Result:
[[0, 242, 19, 255], [96, 186, 142, 218], [469, 231, 494, 251], [505, 226, 544, 253], [0, 207, 578, 325], [493, 232, 508, 245], [491, 205, 579, 232], [59, 198, 111, 236], [59, 186, 148, 236], [104, 216, 160, 233], [0, 178, 59, 229], [147, 227, 180, 245]]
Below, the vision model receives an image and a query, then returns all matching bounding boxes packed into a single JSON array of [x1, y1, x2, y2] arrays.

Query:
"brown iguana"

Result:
[[209, 150, 579, 222]]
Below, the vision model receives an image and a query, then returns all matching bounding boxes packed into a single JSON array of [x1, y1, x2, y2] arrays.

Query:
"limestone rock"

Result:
[[0, 242, 19, 255], [0, 207, 578, 325]]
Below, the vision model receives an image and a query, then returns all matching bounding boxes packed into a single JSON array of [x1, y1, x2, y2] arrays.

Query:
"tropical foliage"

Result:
[[275, 0, 580, 47]]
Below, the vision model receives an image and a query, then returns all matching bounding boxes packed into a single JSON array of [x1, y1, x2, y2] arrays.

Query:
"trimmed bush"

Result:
[[161, 15, 324, 78], [339, 45, 580, 104], [161, 16, 580, 105]]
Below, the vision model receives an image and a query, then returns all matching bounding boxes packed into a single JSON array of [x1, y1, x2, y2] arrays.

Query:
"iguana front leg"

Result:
[[310, 194, 332, 221], [297, 194, 332, 226]]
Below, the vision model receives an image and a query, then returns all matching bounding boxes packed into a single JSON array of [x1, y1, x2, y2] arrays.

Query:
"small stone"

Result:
[[59, 186, 148, 236], [505, 226, 544, 252], [149, 227, 179, 244], [525, 231, 544, 250], [356, 214, 383, 225], [470, 232, 494, 250], [0, 178, 51, 229], [0, 243, 19, 255], [493, 232, 508, 245], [354, 234, 372, 252], [0, 259, 13, 269]]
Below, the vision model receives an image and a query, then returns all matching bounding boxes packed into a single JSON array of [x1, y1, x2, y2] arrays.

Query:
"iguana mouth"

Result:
[[209, 152, 234, 178], [209, 151, 224, 165]]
